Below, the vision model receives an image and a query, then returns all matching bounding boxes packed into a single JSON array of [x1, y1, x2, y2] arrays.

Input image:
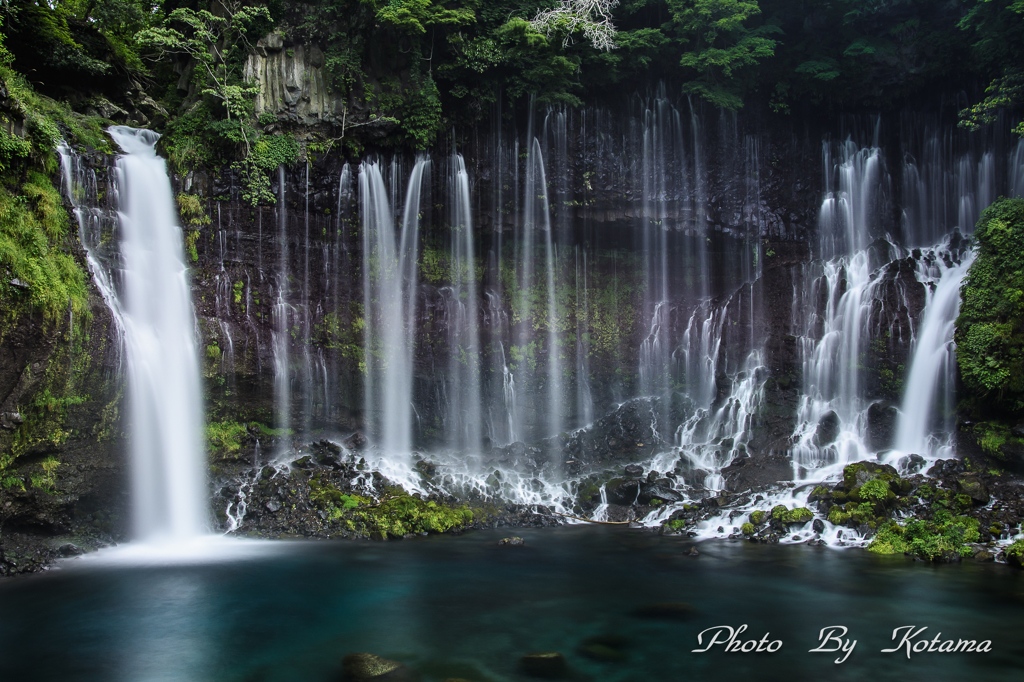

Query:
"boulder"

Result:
[[866, 402, 899, 450], [955, 474, 990, 505], [638, 484, 682, 505], [344, 432, 368, 451], [840, 461, 900, 492], [606, 479, 642, 505], [498, 536, 524, 546], [624, 463, 643, 477], [813, 410, 841, 446], [722, 453, 793, 492]]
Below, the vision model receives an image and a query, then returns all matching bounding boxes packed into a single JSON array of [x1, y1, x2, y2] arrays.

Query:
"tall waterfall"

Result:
[[444, 152, 483, 452], [108, 126, 207, 541], [361, 158, 428, 456]]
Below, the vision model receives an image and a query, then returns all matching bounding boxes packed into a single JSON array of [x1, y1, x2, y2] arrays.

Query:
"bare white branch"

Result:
[[530, 0, 620, 51]]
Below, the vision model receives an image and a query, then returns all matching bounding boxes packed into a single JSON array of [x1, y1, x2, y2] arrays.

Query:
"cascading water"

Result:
[[360, 158, 428, 457], [108, 127, 207, 541], [894, 247, 976, 458], [444, 152, 483, 453]]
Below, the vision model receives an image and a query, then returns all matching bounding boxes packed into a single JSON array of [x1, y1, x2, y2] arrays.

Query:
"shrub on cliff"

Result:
[[956, 197, 1024, 416]]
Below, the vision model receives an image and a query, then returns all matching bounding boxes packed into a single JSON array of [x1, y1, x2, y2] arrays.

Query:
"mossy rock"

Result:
[[770, 505, 814, 525], [840, 461, 901, 493], [741, 522, 755, 535], [1007, 539, 1024, 569], [749, 510, 765, 525]]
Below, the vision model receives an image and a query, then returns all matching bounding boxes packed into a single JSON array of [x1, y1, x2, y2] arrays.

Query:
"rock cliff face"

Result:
[[244, 38, 344, 127], [0, 154, 128, 574]]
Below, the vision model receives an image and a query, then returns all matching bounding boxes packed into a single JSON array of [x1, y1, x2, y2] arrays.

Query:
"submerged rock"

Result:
[[519, 652, 568, 678], [498, 536, 524, 546], [340, 653, 417, 681]]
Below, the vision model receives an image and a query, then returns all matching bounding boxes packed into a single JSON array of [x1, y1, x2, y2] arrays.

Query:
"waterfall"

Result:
[[819, 137, 887, 259], [361, 157, 428, 456], [790, 252, 885, 476], [272, 165, 291, 453], [445, 152, 483, 452], [1011, 138, 1024, 199], [108, 126, 207, 541], [894, 248, 976, 457]]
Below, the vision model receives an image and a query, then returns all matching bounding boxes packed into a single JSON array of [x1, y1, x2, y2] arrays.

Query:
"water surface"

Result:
[[1, 529, 1020, 681]]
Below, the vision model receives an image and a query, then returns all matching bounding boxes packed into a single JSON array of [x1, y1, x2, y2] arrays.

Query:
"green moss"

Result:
[[667, 519, 686, 531], [0, 173, 88, 323], [176, 194, 211, 227], [741, 522, 755, 535], [345, 488, 474, 539], [858, 478, 894, 503], [1007, 539, 1024, 563], [205, 421, 247, 455], [749, 510, 765, 525], [868, 510, 981, 561], [771, 505, 814, 524], [827, 506, 850, 525]]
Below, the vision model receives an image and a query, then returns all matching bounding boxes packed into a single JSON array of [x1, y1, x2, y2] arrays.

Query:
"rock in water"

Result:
[[498, 537, 525, 546], [813, 410, 841, 446], [624, 463, 643, 477], [519, 652, 568, 678], [343, 432, 369, 451], [341, 653, 417, 681]]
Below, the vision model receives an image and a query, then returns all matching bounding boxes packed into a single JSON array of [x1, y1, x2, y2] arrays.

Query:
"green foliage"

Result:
[[669, 0, 779, 109], [955, 198, 1024, 414], [237, 134, 301, 206], [362, 0, 477, 35], [859, 478, 891, 503], [345, 488, 474, 538], [0, 173, 88, 322], [749, 509, 765, 525], [205, 421, 248, 454], [176, 194, 211, 227], [959, 70, 1024, 136], [868, 510, 980, 561], [741, 521, 755, 535], [1007, 538, 1024, 562], [136, 6, 271, 121]]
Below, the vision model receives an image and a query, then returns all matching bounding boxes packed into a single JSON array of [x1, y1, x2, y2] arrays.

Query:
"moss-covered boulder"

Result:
[[840, 461, 901, 492], [954, 474, 990, 505], [770, 505, 814, 525], [1007, 539, 1024, 568]]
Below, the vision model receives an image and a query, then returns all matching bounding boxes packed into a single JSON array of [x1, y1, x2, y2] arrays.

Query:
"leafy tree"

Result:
[[136, 2, 271, 129], [958, 0, 1024, 135], [360, 0, 478, 34], [667, 0, 780, 108]]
